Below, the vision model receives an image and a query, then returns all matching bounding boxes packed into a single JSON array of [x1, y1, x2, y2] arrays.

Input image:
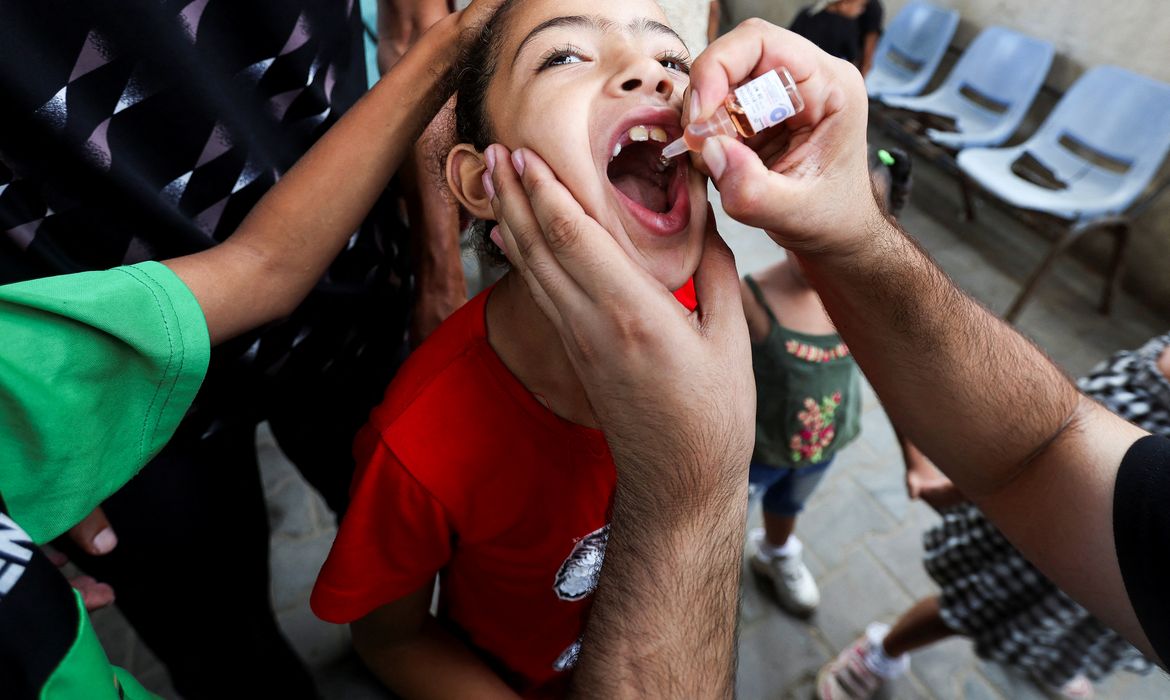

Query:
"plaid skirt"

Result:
[[923, 332, 1170, 688]]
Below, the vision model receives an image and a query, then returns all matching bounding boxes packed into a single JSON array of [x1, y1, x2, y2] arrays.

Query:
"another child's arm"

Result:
[[164, 0, 502, 346], [898, 430, 966, 512], [351, 580, 520, 699], [740, 278, 771, 344]]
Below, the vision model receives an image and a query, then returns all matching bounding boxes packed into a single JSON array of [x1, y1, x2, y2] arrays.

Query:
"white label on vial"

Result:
[[734, 70, 795, 134]]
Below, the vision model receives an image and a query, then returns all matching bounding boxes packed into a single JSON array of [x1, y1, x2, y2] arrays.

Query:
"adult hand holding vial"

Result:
[[682, 20, 879, 257], [660, 68, 804, 160]]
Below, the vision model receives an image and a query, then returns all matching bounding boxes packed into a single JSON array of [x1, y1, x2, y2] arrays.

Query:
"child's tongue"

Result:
[[612, 173, 668, 213]]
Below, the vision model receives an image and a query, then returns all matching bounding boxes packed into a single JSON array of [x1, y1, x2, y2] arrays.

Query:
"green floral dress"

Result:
[[745, 276, 862, 469]]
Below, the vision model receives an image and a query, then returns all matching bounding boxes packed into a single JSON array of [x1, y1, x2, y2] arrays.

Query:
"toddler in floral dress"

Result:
[[741, 148, 910, 616]]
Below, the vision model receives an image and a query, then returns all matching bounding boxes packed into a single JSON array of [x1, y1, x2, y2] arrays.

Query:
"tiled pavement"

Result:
[[90, 127, 1170, 698]]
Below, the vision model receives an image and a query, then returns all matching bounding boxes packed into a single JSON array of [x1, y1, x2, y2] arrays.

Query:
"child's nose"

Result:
[[613, 60, 674, 99]]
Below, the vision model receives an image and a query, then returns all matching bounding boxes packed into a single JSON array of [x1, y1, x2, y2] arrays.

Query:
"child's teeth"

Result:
[[649, 127, 668, 143], [628, 126, 649, 142], [612, 143, 622, 159]]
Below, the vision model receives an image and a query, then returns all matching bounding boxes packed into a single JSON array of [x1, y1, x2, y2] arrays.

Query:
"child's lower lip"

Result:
[[609, 161, 691, 238]]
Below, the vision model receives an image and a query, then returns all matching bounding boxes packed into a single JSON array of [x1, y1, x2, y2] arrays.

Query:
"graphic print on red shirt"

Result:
[[311, 288, 617, 697]]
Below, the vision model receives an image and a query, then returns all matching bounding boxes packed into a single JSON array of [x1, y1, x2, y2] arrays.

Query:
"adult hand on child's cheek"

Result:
[[482, 143, 755, 518], [685, 19, 882, 257]]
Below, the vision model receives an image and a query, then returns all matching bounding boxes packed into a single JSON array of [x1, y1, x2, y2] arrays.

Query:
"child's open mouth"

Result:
[[605, 119, 690, 237]]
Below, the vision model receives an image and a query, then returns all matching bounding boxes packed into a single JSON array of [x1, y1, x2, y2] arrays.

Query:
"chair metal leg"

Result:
[[1004, 229, 1077, 323], [1003, 217, 1131, 323], [1099, 222, 1130, 315], [958, 176, 977, 222]]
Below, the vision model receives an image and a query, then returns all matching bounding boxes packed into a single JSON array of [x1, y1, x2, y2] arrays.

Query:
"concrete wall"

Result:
[[723, 0, 1170, 315]]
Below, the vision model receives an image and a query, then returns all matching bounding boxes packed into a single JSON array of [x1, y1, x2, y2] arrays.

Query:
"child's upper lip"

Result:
[[603, 106, 684, 166]]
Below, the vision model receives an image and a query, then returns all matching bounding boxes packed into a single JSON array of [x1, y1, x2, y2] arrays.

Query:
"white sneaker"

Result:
[[749, 528, 820, 615], [816, 623, 909, 700]]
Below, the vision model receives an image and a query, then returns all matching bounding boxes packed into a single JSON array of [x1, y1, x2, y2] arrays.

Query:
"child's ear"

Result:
[[446, 144, 493, 220]]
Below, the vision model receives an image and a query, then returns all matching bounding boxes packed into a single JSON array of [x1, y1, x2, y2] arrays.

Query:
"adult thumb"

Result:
[[702, 136, 791, 232]]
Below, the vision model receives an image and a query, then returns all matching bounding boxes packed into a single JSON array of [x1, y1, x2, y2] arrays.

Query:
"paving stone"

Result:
[[257, 422, 298, 493], [1095, 668, 1170, 700], [132, 664, 179, 699], [906, 636, 979, 699], [278, 602, 352, 669], [796, 476, 895, 572], [863, 519, 938, 602], [270, 532, 336, 613], [975, 658, 1050, 700], [267, 474, 327, 541], [856, 407, 900, 473], [814, 549, 914, 653], [1121, 669, 1170, 700], [960, 671, 1004, 700], [736, 610, 827, 699]]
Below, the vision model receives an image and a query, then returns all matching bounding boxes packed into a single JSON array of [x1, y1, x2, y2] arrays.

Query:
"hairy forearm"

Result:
[[166, 14, 462, 345], [356, 618, 519, 700], [801, 217, 1081, 501], [572, 469, 747, 698]]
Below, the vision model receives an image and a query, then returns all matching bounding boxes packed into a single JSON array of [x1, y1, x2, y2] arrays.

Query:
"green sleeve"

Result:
[[0, 261, 210, 544], [39, 591, 161, 700]]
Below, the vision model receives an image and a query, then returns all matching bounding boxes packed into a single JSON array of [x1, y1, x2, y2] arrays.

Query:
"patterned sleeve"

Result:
[[1113, 434, 1170, 667], [310, 425, 453, 624]]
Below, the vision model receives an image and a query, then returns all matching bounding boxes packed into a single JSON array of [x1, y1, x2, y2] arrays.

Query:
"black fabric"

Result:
[[0, 496, 80, 700], [54, 421, 318, 699], [1113, 434, 1170, 668], [789, 1, 883, 66]]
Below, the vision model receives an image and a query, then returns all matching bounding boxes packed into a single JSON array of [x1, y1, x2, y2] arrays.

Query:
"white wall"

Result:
[[724, 0, 1170, 314]]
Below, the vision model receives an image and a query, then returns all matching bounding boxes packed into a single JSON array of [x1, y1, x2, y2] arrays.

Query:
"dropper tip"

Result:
[[660, 137, 688, 161]]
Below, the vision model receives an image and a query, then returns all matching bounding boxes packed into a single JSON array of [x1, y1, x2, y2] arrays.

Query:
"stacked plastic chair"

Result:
[[957, 66, 1170, 320], [866, 1, 960, 98], [880, 26, 1054, 149]]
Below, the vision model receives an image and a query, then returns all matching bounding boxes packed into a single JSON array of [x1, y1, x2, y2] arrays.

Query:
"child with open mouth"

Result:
[[311, 0, 717, 696]]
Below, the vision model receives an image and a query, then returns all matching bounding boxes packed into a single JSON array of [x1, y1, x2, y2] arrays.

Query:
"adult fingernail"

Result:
[[489, 225, 504, 250], [702, 136, 727, 180], [689, 89, 702, 122], [92, 527, 117, 555], [511, 149, 526, 176], [484, 144, 497, 174], [481, 169, 495, 200]]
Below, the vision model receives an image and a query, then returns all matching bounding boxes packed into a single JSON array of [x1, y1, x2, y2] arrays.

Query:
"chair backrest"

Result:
[[1028, 66, 1170, 192], [872, 2, 960, 81], [940, 27, 1053, 120]]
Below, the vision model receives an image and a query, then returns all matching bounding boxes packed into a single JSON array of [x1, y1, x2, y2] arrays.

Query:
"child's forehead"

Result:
[[501, 0, 675, 50]]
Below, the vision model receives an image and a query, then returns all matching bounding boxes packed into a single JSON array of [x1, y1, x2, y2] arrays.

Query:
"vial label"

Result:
[[733, 71, 796, 135]]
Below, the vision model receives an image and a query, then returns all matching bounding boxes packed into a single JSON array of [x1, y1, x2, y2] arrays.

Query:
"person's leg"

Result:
[[816, 596, 957, 700], [881, 595, 955, 657], [750, 461, 832, 615], [762, 512, 796, 548], [57, 421, 317, 699]]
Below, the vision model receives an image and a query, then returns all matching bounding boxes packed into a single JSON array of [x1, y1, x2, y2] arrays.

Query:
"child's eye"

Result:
[[538, 45, 588, 72], [657, 52, 692, 75]]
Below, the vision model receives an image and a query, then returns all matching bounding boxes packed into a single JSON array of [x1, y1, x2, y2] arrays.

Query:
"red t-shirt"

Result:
[[311, 288, 616, 697]]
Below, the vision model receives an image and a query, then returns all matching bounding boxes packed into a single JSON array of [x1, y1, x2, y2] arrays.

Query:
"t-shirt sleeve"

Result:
[[860, 0, 884, 35], [0, 261, 210, 545], [311, 428, 453, 624], [1112, 434, 1170, 667]]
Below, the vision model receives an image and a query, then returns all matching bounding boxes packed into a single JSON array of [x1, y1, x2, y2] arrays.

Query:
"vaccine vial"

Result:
[[660, 68, 804, 161]]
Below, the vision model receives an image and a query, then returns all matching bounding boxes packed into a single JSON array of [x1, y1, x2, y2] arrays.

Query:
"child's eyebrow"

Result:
[[514, 15, 687, 64]]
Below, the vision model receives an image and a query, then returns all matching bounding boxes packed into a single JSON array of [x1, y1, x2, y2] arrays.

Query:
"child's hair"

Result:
[[869, 147, 913, 216], [449, 0, 524, 266]]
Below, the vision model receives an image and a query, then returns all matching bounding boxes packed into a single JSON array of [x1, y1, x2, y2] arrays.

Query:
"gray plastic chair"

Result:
[[956, 66, 1170, 320], [866, 1, 960, 98], [880, 27, 1053, 148]]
